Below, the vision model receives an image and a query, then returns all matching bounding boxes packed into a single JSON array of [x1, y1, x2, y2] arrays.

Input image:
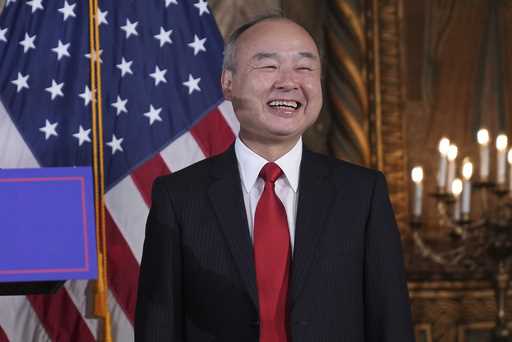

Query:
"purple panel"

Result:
[[0, 167, 97, 282]]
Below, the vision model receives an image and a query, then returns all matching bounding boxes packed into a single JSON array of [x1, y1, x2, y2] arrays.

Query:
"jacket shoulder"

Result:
[[306, 149, 381, 184], [152, 153, 219, 194]]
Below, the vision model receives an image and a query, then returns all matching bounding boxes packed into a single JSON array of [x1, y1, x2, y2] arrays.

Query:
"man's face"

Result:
[[221, 19, 322, 146]]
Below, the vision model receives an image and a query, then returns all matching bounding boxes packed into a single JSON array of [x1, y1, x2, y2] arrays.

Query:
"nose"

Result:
[[273, 68, 298, 91]]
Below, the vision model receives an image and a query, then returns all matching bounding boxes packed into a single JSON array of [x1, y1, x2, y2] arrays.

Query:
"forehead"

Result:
[[236, 19, 319, 60]]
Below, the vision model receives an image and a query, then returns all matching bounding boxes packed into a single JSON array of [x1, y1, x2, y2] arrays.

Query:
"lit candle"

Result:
[[452, 178, 463, 221], [508, 149, 512, 195], [461, 158, 473, 220], [446, 144, 458, 192], [437, 138, 450, 191], [496, 134, 508, 186], [477, 129, 490, 181], [411, 166, 424, 218]]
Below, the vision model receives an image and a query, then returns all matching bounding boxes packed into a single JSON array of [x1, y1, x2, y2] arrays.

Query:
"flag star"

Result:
[[194, 0, 210, 15], [19, 33, 36, 53], [85, 49, 103, 63], [79, 85, 95, 106], [154, 26, 173, 47], [107, 134, 124, 154], [149, 66, 167, 86], [45, 79, 65, 100], [120, 19, 139, 39], [182, 74, 201, 94], [116, 57, 133, 77], [165, 0, 178, 7], [51, 40, 71, 60], [58, 1, 76, 21], [97, 8, 108, 25], [11, 72, 29, 92], [111, 96, 128, 115], [143, 105, 163, 125], [188, 35, 206, 55], [72, 125, 91, 146], [26, 0, 44, 13], [0, 27, 7, 43], [39, 119, 58, 140]]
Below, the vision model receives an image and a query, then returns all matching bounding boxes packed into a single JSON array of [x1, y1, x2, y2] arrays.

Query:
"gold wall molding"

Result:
[[366, 0, 409, 232], [325, 0, 370, 166], [326, 0, 408, 231]]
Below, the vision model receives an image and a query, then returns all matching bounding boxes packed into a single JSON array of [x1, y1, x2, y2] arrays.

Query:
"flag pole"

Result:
[[88, 0, 112, 340]]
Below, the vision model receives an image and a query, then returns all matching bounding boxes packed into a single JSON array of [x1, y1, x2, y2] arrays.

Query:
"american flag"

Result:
[[0, 0, 238, 340]]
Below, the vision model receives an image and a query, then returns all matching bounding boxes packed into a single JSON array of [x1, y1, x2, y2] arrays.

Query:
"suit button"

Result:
[[249, 320, 260, 326]]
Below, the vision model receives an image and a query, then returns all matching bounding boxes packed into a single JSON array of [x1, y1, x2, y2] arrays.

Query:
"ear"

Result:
[[221, 69, 233, 100]]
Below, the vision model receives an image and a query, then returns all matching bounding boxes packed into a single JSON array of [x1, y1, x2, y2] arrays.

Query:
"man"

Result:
[[135, 15, 414, 342]]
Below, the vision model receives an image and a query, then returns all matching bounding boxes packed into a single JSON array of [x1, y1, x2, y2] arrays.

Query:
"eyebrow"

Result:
[[297, 51, 318, 60], [252, 52, 279, 61], [251, 51, 318, 62]]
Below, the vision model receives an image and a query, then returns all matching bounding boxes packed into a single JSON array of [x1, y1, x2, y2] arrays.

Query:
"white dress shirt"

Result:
[[234, 136, 302, 252]]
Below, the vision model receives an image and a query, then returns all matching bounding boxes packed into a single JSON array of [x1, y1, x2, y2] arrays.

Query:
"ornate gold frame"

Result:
[[367, 0, 409, 231], [326, 0, 409, 232]]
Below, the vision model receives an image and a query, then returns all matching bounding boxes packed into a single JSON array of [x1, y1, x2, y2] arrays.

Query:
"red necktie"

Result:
[[254, 162, 291, 342]]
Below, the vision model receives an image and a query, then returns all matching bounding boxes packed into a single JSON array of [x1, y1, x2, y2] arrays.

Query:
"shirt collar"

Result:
[[235, 136, 302, 193]]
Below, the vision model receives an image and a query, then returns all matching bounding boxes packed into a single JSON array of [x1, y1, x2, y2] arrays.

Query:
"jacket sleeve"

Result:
[[364, 172, 415, 342], [135, 177, 184, 341]]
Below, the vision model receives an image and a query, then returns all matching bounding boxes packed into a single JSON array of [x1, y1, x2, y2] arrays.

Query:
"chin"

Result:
[[266, 129, 302, 142], [268, 118, 305, 131]]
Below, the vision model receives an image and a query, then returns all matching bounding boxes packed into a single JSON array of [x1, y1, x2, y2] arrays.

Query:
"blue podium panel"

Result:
[[0, 167, 97, 282]]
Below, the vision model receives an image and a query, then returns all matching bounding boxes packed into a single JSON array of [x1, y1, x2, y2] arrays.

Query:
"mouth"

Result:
[[267, 99, 302, 111]]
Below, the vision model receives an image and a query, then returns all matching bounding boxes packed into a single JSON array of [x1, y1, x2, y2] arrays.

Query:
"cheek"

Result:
[[304, 80, 323, 105], [230, 80, 269, 113], [236, 71, 273, 89], [249, 75, 275, 94]]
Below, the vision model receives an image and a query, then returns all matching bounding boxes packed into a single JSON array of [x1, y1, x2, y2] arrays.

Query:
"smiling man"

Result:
[[135, 15, 414, 342], [220, 18, 323, 162]]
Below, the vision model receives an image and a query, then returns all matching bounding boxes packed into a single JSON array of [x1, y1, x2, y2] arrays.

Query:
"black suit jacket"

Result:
[[135, 145, 414, 342]]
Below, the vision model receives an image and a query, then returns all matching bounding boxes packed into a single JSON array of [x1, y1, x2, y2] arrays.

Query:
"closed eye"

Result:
[[297, 66, 313, 71], [258, 65, 278, 70]]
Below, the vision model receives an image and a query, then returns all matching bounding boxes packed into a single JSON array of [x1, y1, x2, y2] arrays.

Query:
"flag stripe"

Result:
[[105, 177, 149, 263], [0, 325, 8, 342], [190, 108, 235, 157], [0, 103, 38, 168], [131, 154, 171, 207], [0, 296, 51, 342], [64, 281, 100, 339], [160, 131, 206, 172], [27, 291, 95, 342], [218, 101, 239, 134], [108, 289, 134, 342], [106, 210, 140, 324]]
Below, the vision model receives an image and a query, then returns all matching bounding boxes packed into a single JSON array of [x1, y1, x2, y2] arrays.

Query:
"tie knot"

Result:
[[259, 162, 283, 183]]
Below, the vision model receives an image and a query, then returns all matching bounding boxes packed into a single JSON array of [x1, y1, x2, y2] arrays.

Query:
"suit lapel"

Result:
[[207, 146, 259, 309], [290, 149, 337, 307]]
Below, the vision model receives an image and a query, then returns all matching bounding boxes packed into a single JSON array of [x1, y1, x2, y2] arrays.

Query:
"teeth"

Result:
[[268, 100, 299, 109]]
